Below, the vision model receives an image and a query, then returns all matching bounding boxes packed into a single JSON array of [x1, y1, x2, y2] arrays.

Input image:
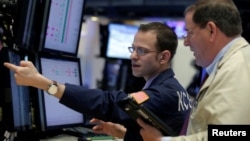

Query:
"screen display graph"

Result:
[[44, 0, 85, 55]]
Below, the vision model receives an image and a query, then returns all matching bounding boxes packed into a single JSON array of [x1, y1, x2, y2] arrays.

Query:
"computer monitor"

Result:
[[35, 53, 84, 132], [39, 0, 85, 56], [165, 19, 186, 39], [0, 48, 32, 132], [106, 23, 138, 60], [11, 0, 47, 51]]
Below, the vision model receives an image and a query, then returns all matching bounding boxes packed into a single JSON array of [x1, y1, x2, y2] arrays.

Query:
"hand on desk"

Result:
[[90, 118, 126, 139]]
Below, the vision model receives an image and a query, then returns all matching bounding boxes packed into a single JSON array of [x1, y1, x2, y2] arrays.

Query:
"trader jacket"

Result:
[[169, 37, 250, 141], [60, 68, 191, 141]]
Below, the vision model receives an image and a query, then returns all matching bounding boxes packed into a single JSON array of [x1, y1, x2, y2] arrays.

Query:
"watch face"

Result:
[[48, 84, 58, 95]]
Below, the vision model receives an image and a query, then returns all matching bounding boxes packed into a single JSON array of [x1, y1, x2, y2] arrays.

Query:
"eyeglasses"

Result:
[[183, 26, 198, 39], [128, 47, 158, 56]]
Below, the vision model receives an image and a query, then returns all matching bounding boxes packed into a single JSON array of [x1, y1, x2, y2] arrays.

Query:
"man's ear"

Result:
[[206, 21, 217, 41], [159, 50, 171, 63]]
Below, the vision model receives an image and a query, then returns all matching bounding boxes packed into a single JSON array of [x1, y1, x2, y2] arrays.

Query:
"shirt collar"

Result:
[[142, 74, 159, 89], [206, 36, 241, 75]]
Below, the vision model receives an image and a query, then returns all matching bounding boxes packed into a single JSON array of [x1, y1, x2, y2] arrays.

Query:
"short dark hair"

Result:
[[138, 22, 178, 61]]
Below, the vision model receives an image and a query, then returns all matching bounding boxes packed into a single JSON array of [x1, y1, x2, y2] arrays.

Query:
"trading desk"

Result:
[[40, 134, 123, 141], [40, 134, 77, 141], [39, 126, 124, 141]]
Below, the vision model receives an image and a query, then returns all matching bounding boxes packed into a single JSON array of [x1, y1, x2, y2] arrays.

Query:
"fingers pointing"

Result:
[[3, 62, 18, 72]]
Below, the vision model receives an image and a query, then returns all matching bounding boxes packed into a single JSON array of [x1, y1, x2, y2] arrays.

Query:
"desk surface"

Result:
[[40, 134, 78, 141], [40, 134, 123, 141]]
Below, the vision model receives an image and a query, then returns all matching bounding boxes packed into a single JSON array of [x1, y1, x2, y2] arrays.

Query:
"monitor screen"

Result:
[[41, 0, 85, 56], [35, 53, 84, 131], [165, 19, 186, 39], [0, 48, 31, 131], [106, 23, 138, 60]]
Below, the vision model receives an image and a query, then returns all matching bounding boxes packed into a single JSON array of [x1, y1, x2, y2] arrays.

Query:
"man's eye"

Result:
[[138, 49, 144, 53]]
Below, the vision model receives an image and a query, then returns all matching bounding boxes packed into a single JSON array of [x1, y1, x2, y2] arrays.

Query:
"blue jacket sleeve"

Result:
[[59, 83, 128, 122]]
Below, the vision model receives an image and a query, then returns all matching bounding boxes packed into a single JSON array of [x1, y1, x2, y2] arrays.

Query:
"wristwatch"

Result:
[[47, 80, 58, 95]]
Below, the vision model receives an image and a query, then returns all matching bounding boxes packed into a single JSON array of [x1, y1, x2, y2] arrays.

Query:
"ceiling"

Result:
[[84, 0, 250, 19], [84, 0, 195, 19]]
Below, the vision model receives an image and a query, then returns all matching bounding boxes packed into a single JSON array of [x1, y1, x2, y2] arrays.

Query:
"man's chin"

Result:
[[132, 71, 138, 76], [133, 73, 142, 78]]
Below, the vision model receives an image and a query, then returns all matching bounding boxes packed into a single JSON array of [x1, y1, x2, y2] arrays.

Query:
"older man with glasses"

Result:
[[137, 0, 250, 141]]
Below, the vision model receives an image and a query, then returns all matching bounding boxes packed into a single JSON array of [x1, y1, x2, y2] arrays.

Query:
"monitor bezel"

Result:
[[0, 48, 32, 132], [34, 52, 85, 132]]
